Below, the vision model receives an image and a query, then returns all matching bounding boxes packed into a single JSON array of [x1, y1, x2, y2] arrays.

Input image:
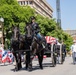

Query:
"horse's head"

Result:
[[25, 23, 33, 39], [12, 24, 20, 41]]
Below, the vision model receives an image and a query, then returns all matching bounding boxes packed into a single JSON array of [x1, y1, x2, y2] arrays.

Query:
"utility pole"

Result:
[[56, 0, 63, 42], [56, 0, 61, 28]]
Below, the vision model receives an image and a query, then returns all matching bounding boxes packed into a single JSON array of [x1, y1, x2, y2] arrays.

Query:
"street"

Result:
[[0, 56, 76, 75]]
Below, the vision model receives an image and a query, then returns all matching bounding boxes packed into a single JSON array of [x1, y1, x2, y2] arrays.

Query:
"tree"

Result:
[[36, 14, 73, 51], [0, 0, 35, 35], [0, 0, 35, 48]]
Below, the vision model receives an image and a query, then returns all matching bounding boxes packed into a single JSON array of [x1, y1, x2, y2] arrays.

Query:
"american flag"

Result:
[[0, 49, 14, 63], [2, 51, 7, 63], [45, 36, 56, 44], [7, 51, 14, 63]]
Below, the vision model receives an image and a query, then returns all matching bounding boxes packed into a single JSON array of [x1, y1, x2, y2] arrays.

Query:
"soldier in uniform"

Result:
[[30, 16, 45, 48]]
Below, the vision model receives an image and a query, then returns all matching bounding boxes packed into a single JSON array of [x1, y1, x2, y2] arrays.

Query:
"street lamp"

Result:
[[0, 17, 4, 44]]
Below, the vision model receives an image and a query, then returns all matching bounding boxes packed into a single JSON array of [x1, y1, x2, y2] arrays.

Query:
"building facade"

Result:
[[17, 0, 53, 18], [64, 30, 76, 40]]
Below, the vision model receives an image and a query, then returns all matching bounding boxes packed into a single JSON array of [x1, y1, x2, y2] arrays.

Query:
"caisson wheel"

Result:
[[51, 44, 56, 67]]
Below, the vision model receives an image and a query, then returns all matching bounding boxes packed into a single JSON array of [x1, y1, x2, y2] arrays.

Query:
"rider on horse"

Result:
[[30, 16, 45, 48]]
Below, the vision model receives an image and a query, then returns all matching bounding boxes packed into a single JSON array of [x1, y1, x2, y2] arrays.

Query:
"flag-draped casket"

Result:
[[45, 36, 57, 44]]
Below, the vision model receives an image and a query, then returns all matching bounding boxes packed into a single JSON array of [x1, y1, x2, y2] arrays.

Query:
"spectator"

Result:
[[71, 40, 76, 64]]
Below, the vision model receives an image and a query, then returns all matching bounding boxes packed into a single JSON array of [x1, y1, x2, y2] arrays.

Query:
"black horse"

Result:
[[25, 23, 46, 71], [10, 24, 26, 71]]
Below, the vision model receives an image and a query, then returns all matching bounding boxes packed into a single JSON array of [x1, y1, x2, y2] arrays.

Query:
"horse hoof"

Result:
[[40, 67, 43, 70], [14, 67, 20, 71], [14, 69, 18, 72], [28, 68, 32, 72], [25, 67, 28, 70], [14, 67, 18, 71], [20, 66, 22, 69]]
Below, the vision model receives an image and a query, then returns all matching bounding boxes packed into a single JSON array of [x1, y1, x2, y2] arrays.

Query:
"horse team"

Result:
[[9, 24, 66, 71]]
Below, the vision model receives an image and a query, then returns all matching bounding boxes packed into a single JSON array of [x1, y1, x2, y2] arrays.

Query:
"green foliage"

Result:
[[0, 0, 35, 48], [0, 0, 35, 36], [36, 14, 73, 51], [0, 0, 18, 5], [63, 33, 73, 51]]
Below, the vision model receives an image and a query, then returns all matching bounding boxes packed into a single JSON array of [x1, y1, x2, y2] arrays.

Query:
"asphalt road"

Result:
[[0, 56, 76, 75]]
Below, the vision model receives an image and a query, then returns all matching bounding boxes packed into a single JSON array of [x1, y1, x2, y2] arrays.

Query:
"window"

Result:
[[26, 1, 28, 5], [29, 1, 33, 4], [24, 1, 26, 5], [22, 1, 25, 5], [21, 1, 23, 5]]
